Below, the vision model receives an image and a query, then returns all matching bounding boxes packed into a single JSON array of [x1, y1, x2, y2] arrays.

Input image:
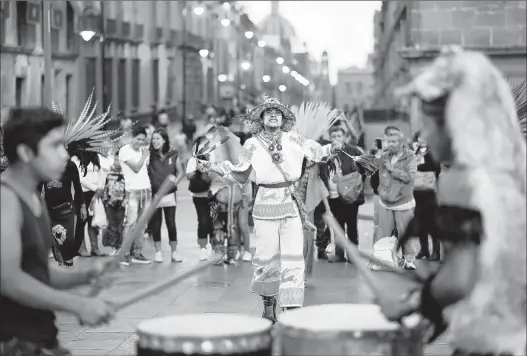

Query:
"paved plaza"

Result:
[[59, 182, 451, 355]]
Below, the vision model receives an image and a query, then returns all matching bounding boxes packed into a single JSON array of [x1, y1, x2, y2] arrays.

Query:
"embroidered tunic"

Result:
[[221, 132, 333, 220]]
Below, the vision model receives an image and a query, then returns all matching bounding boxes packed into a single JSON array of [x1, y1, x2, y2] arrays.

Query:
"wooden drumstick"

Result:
[[88, 175, 178, 296], [111, 256, 223, 310]]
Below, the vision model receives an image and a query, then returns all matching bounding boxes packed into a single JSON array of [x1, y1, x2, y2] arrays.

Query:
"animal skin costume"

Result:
[[397, 47, 526, 356], [217, 96, 336, 314]]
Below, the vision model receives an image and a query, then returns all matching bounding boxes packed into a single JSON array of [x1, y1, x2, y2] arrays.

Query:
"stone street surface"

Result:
[[61, 181, 451, 355]]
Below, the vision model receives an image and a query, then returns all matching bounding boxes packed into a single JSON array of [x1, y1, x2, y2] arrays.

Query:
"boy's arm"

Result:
[[1, 188, 86, 314]]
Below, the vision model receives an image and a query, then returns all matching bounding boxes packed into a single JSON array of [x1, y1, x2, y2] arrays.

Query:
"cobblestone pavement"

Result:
[[59, 182, 450, 355]]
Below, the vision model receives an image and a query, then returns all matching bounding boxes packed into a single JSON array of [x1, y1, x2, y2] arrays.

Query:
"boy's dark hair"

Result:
[[3, 107, 65, 164], [131, 126, 147, 137]]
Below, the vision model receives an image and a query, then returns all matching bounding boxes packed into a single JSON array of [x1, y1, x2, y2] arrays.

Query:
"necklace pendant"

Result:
[[271, 152, 283, 163], [269, 144, 274, 151]]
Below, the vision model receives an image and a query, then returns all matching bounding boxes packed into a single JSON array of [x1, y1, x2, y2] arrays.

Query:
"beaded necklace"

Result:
[[259, 130, 284, 163]]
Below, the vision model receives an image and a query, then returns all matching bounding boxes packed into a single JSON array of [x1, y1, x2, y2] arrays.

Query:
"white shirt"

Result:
[[119, 144, 151, 191], [186, 157, 209, 198], [97, 155, 114, 190], [71, 156, 101, 192]]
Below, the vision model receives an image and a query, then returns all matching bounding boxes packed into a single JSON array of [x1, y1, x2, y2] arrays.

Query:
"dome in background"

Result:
[[258, 1, 297, 41]]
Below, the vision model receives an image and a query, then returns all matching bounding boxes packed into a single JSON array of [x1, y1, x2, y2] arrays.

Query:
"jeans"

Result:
[[125, 189, 152, 256], [148, 206, 177, 243], [378, 203, 417, 262], [329, 198, 360, 259], [103, 205, 125, 249], [414, 190, 440, 255], [192, 197, 213, 248]]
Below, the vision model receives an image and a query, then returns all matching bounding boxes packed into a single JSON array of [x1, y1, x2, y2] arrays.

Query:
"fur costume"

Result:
[[397, 47, 526, 354]]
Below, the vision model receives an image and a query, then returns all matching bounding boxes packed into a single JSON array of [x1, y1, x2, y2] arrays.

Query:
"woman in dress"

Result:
[[147, 128, 185, 263]]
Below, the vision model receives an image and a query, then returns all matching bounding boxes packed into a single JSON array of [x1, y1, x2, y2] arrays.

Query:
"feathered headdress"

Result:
[[236, 94, 296, 134], [52, 89, 123, 158]]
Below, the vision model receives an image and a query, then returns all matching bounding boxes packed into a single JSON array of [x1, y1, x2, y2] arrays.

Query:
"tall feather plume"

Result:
[[291, 101, 341, 140], [52, 88, 123, 156]]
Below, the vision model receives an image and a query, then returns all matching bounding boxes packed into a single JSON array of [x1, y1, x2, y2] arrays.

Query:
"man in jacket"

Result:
[[376, 129, 418, 270], [327, 126, 366, 263]]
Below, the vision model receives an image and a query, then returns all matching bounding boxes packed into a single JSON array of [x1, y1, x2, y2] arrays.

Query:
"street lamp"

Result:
[[80, 30, 96, 42], [282, 66, 290, 74], [218, 74, 228, 82], [221, 18, 231, 27], [258, 40, 266, 48], [276, 57, 284, 64], [194, 5, 205, 15], [241, 61, 251, 70], [262, 75, 271, 82], [279, 85, 286, 92], [199, 49, 209, 58], [245, 31, 254, 39]]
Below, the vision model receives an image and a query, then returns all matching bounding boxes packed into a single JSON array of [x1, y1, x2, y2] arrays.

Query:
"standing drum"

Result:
[[136, 314, 273, 356], [276, 304, 424, 356]]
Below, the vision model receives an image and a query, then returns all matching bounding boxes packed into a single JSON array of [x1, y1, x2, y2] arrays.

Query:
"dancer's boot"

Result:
[[262, 296, 278, 324]]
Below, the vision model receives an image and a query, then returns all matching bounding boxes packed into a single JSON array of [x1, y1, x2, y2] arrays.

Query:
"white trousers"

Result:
[[250, 216, 305, 307]]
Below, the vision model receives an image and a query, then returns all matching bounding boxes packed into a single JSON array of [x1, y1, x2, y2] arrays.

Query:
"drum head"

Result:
[[138, 314, 271, 338], [278, 304, 399, 332]]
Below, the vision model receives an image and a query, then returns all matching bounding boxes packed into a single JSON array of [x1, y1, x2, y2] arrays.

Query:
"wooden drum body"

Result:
[[137, 314, 273, 356], [276, 304, 424, 356]]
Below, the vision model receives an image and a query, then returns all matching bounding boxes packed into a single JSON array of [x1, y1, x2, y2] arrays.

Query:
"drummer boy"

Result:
[[1, 108, 116, 356]]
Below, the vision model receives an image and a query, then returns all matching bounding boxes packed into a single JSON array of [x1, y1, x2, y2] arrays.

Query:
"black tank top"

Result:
[[0, 182, 58, 347]]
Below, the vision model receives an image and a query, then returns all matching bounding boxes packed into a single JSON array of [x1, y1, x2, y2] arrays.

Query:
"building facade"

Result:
[[335, 64, 375, 110], [0, 0, 239, 123], [372, 0, 527, 131]]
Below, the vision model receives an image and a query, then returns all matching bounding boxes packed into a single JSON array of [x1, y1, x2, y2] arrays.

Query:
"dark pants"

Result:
[[102, 205, 125, 249], [148, 206, 177, 243], [49, 209, 76, 262], [414, 190, 440, 256], [314, 201, 330, 252], [193, 197, 213, 248], [329, 198, 359, 259], [74, 191, 97, 253]]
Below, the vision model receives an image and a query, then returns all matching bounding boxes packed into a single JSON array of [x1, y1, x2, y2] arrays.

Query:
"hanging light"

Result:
[[222, 2, 231, 9], [276, 57, 284, 64], [282, 66, 290, 74], [291, 71, 298, 77], [241, 61, 251, 70], [241, 84, 246, 90], [245, 31, 254, 39], [194, 5, 205, 15], [262, 75, 271, 82], [80, 30, 96, 42], [218, 74, 228, 82], [304, 80, 310, 86], [199, 49, 209, 58], [258, 40, 266, 48], [221, 18, 231, 27], [279, 85, 287, 92]]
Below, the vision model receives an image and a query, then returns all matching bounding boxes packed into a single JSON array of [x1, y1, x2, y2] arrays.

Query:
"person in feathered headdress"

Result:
[[40, 92, 123, 266], [199, 95, 343, 323], [377, 47, 526, 356]]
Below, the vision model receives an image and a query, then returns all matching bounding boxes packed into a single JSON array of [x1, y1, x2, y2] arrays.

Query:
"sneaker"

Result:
[[120, 255, 130, 266], [206, 243, 213, 257], [242, 250, 252, 262], [235, 250, 241, 261], [199, 248, 209, 261], [154, 251, 164, 263], [404, 260, 417, 270], [131, 254, 152, 264], [171, 251, 183, 263]]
